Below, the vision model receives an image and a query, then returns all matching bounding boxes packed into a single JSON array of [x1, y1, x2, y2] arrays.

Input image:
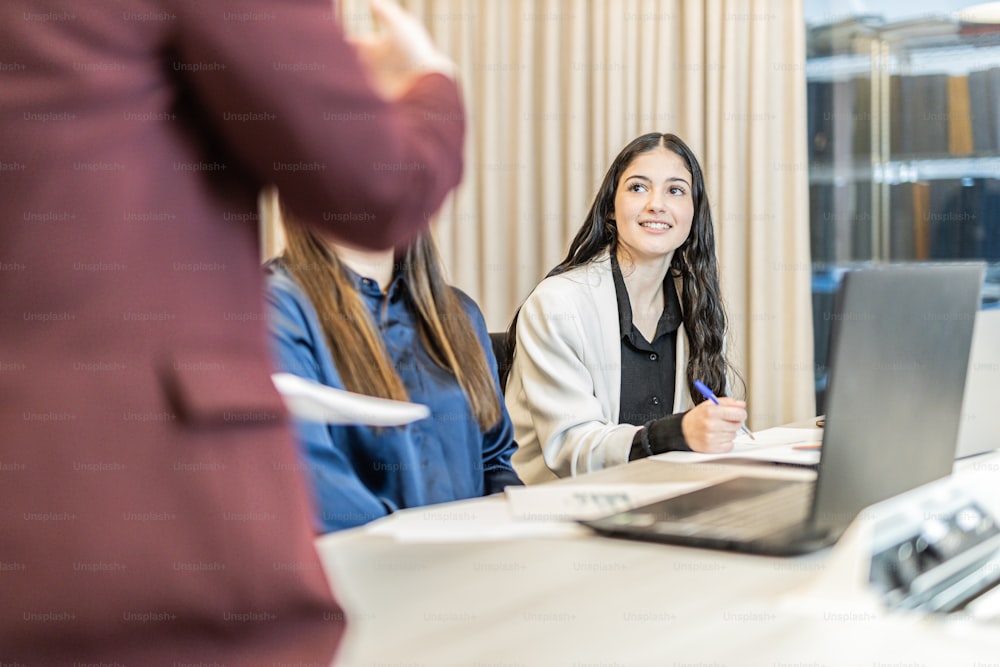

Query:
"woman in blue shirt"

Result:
[[266, 215, 521, 532]]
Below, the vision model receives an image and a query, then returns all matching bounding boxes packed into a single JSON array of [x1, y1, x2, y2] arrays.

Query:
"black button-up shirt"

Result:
[[609, 255, 690, 459]]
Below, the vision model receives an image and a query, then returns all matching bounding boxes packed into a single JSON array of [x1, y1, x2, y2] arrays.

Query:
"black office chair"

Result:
[[488, 332, 511, 391]]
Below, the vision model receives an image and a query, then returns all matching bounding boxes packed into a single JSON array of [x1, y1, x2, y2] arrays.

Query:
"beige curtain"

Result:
[[265, 0, 815, 429]]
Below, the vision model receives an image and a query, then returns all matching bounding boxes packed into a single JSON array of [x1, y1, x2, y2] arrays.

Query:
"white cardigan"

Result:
[[505, 255, 692, 484]]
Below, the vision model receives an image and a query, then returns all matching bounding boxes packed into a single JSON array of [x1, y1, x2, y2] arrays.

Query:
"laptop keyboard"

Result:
[[668, 481, 814, 541]]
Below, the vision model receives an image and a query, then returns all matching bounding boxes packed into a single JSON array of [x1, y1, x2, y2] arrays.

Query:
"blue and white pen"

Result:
[[693, 379, 755, 441]]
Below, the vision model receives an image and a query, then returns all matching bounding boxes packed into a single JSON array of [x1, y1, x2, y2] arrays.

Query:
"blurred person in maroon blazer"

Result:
[[0, 0, 464, 664]]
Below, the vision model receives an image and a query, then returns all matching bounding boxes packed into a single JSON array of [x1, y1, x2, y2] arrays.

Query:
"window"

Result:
[[806, 0, 1000, 410]]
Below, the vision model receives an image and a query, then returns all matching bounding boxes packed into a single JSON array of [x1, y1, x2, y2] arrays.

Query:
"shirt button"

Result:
[[651, 396, 660, 406], [649, 353, 658, 361]]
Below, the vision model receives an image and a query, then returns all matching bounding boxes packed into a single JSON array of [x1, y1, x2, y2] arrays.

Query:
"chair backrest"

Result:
[[488, 332, 511, 391]]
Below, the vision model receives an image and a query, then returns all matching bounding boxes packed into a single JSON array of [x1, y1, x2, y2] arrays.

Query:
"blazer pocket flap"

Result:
[[160, 344, 286, 427]]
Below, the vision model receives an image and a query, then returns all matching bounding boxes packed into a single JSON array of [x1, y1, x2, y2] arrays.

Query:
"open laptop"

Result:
[[581, 264, 984, 556], [955, 308, 1000, 459]]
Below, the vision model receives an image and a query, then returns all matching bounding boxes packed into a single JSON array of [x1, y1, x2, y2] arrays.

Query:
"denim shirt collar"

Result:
[[341, 263, 408, 304]]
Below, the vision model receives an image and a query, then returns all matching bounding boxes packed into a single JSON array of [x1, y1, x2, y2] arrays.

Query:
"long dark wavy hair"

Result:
[[277, 214, 501, 430], [502, 132, 737, 401]]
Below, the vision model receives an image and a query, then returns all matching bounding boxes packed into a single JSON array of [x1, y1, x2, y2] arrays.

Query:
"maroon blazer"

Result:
[[0, 1, 463, 665]]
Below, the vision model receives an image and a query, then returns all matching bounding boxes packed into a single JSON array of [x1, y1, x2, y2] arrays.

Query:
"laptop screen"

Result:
[[811, 264, 984, 535]]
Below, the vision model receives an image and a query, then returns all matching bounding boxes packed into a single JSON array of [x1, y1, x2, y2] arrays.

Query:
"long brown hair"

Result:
[[279, 215, 501, 430]]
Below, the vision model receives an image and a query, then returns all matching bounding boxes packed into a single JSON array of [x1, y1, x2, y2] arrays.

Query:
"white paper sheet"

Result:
[[505, 482, 710, 521], [362, 483, 714, 543], [651, 427, 824, 466], [271, 372, 430, 426], [365, 496, 589, 542]]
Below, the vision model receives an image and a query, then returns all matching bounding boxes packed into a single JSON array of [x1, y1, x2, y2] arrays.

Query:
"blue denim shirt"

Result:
[[264, 261, 521, 532]]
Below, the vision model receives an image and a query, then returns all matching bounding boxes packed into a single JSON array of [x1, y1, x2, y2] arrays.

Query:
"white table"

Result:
[[315, 443, 1000, 666]]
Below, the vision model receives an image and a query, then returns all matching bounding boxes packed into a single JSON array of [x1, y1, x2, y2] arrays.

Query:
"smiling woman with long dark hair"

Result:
[[503, 132, 747, 483]]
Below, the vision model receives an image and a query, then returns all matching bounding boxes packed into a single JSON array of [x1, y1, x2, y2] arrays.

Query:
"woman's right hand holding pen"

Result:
[[681, 397, 747, 454]]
